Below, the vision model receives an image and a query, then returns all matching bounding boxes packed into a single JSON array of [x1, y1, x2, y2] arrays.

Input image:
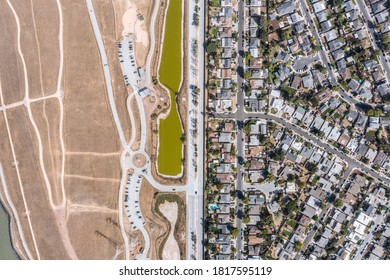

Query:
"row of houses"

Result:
[[269, 90, 390, 172]]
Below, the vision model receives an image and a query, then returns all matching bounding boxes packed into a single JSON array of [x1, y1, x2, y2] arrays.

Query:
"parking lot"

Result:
[[118, 35, 141, 89], [124, 172, 145, 230]]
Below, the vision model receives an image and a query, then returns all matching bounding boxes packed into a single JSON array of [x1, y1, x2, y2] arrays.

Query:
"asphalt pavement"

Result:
[[234, 0, 246, 260], [355, 0, 390, 84]]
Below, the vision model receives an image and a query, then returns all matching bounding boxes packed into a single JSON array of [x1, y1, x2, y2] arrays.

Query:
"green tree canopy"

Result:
[[206, 42, 218, 53]]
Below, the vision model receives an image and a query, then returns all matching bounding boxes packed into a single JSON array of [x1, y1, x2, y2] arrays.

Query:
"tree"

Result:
[[297, 180, 306, 189], [285, 200, 298, 215], [206, 42, 218, 53], [243, 123, 251, 134], [287, 173, 295, 182], [209, 27, 218, 38], [366, 108, 382, 117], [333, 198, 343, 208], [244, 70, 252, 80], [242, 197, 250, 205], [243, 216, 251, 224], [310, 97, 319, 107], [294, 241, 304, 252], [209, 0, 220, 7], [305, 161, 318, 173], [245, 52, 252, 64], [230, 145, 237, 156], [230, 227, 240, 238], [266, 173, 275, 182]]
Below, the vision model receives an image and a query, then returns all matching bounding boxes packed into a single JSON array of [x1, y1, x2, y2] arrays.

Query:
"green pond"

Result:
[[0, 204, 19, 259], [158, 0, 183, 176]]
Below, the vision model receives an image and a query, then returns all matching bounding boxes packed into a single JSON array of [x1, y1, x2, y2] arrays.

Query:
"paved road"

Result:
[[298, 0, 337, 84], [195, 0, 206, 260], [300, 204, 330, 256], [353, 213, 384, 259], [252, 113, 390, 185], [355, 0, 390, 84], [297, 0, 365, 106], [218, 111, 390, 186], [184, 0, 206, 260], [233, 0, 246, 260]]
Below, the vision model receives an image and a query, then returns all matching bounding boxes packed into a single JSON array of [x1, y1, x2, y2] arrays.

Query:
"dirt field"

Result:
[[130, 96, 141, 151], [159, 201, 180, 260], [0, 106, 70, 259], [93, 0, 132, 143], [30, 99, 62, 204], [121, 0, 154, 67], [0, 0, 135, 259], [0, 1, 25, 104], [12, 0, 60, 99]]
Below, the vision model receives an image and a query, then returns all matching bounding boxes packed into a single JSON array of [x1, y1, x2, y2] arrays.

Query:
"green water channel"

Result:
[[0, 204, 19, 259], [158, 0, 183, 176]]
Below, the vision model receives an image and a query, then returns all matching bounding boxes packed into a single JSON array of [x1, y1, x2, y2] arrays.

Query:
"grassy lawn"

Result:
[[286, 219, 297, 229]]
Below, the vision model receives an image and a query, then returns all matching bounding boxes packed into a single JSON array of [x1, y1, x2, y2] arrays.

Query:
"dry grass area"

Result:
[[0, 107, 70, 259], [67, 212, 122, 260], [0, 1, 24, 104], [129, 96, 141, 151], [93, 0, 132, 143], [30, 99, 62, 203], [65, 153, 120, 180], [0, 0, 137, 259], [0, 113, 41, 259], [12, 0, 60, 99]]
